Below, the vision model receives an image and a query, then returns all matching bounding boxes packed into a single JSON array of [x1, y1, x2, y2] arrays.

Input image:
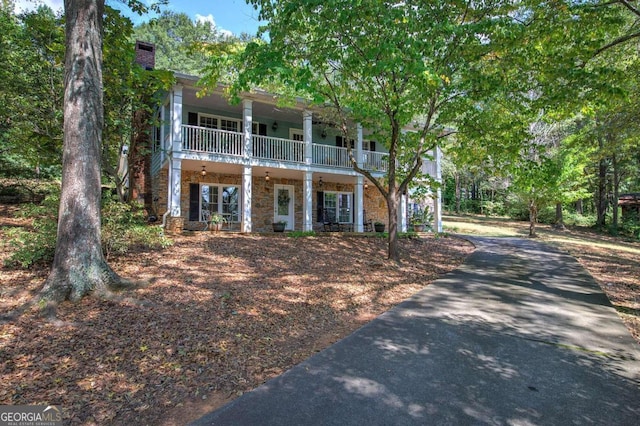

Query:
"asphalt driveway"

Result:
[[191, 237, 640, 425]]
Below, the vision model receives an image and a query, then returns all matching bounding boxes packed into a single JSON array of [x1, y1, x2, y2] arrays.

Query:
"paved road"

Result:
[[191, 237, 640, 425]]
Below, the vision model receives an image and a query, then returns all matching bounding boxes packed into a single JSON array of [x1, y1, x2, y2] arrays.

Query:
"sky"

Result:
[[13, 0, 264, 37]]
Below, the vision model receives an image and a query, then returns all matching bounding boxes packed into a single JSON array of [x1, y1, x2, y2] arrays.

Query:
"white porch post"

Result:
[[435, 146, 443, 232], [303, 110, 313, 165], [355, 124, 364, 232], [170, 85, 183, 217], [356, 123, 364, 167], [159, 102, 166, 164], [171, 84, 183, 153], [355, 176, 364, 232], [242, 100, 253, 233], [399, 192, 408, 232], [242, 165, 252, 232], [303, 171, 313, 231], [170, 158, 182, 217], [243, 99, 253, 158]]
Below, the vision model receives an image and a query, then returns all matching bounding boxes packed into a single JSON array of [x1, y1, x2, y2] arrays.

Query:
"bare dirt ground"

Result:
[[444, 214, 640, 344], [0, 204, 473, 425]]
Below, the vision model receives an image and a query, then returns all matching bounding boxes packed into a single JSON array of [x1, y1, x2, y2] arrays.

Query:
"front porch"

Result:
[[154, 165, 398, 234]]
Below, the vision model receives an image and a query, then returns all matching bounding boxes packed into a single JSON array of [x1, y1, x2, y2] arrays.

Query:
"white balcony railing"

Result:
[[313, 144, 352, 168], [182, 125, 243, 156], [253, 135, 304, 163], [178, 124, 388, 172], [363, 151, 388, 172]]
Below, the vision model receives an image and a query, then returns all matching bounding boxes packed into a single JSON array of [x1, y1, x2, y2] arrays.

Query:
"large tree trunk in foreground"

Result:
[[40, 0, 125, 303]]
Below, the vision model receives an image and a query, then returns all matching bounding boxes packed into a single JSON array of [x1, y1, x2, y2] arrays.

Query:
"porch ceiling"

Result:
[[182, 87, 308, 125], [181, 159, 359, 184]]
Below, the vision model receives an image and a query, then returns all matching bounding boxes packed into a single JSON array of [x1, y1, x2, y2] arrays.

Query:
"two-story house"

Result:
[[139, 42, 442, 233]]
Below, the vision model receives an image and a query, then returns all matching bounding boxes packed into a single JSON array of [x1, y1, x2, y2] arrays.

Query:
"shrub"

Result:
[[286, 230, 316, 238], [6, 190, 172, 268], [5, 192, 59, 268]]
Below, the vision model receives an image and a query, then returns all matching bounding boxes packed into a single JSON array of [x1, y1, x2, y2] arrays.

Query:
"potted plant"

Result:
[[272, 220, 287, 232], [410, 208, 427, 232], [209, 213, 227, 232], [374, 221, 385, 233]]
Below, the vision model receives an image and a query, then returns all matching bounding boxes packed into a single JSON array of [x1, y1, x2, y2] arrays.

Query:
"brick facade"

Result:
[[152, 169, 389, 232]]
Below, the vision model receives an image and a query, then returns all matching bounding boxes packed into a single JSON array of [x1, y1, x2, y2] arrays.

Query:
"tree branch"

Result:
[[593, 30, 640, 57]]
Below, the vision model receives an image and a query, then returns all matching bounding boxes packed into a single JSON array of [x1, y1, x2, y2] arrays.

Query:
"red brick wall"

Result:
[[135, 41, 155, 70]]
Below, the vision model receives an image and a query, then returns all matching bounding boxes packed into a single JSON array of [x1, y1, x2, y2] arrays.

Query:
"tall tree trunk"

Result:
[[387, 188, 400, 262], [454, 172, 461, 214], [40, 0, 127, 304], [575, 199, 583, 215], [554, 202, 565, 229], [529, 199, 538, 237], [129, 108, 152, 211], [596, 137, 608, 228], [612, 152, 619, 231]]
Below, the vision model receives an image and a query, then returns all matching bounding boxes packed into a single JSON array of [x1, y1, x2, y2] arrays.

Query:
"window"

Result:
[[197, 113, 241, 132], [290, 128, 304, 141], [220, 119, 239, 132], [323, 191, 353, 223], [199, 115, 218, 129], [363, 140, 377, 152], [199, 184, 240, 223]]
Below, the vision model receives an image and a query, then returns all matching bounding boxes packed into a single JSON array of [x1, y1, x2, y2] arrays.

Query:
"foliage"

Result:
[[5, 189, 60, 268], [208, 212, 226, 224], [101, 196, 173, 259], [132, 10, 239, 76], [287, 230, 316, 238], [0, 6, 65, 177], [409, 208, 432, 226], [5, 188, 172, 268]]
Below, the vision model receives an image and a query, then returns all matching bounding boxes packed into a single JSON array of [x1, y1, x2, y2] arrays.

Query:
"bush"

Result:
[[5, 192, 59, 267], [6, 191, 172, 268], [101, 197, 172, 259], [286, 231, 316, 238]]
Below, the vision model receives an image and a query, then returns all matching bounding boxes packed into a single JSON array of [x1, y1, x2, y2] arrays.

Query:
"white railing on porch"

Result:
[[363, 151, 388, 172], [182, 125, 243, 156], [313, 144, 352, 168], [178, 124, 389, 172], [253, 135, 305, 163]]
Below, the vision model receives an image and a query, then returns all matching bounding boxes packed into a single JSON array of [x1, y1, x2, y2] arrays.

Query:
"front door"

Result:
[[274, 184, 294, 230]]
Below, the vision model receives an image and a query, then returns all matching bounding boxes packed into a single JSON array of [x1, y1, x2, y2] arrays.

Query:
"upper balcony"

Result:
[[174, 124, 388, 172]]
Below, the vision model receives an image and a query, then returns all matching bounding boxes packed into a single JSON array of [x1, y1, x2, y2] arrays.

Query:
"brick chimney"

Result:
[[135, 41, 155, 70]]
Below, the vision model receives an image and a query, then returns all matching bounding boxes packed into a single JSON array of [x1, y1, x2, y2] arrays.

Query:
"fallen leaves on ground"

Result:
[[0, 205, 473, 425]]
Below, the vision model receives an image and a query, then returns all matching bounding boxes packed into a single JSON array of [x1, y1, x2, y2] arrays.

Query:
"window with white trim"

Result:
[[323, 191, 353, 223], [200, 184, 240, 223], [290, 128, 304, 141], [198, 113, 241, 132]]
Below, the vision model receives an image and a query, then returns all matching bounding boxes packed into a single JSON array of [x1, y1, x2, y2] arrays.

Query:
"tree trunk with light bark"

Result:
[[40, 0, 128, 304]]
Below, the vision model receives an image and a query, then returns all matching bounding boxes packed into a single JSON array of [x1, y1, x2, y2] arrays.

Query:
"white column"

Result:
[[356, 123, 364, 167], [170, 158, 182, 217], [303, 171, 313, 231], [355, 176, 364, 232], [242, 165, 252, 232], [159, 102, 166, 164], [435, 146, 443, 232], [303, 110, 313, 165], [171, 84, 183, 153], [399, 192, 407, 232], [243, 99, 253, 158]]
